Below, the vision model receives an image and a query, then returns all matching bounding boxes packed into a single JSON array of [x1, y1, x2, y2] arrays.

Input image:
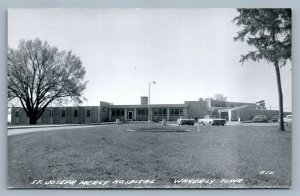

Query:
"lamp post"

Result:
[[148, 81, 156, 122]]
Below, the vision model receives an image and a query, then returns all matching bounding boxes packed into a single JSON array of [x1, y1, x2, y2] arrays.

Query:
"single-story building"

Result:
[[10, 96, 291, 125], [219, 105, 291, 121]]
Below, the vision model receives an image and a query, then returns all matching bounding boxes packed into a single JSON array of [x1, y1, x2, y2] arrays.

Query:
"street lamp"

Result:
[[148, 81, 156, 122]]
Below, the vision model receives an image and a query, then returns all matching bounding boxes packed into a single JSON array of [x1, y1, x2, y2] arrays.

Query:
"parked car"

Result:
[[198, 115, 226, 126], [283, 115, 292, 125], [252, 115, 269, 122], [271, 115, 279, 122], [177, 117, 195, 125]]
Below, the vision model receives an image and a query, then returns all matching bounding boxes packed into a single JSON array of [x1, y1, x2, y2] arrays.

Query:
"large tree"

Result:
[[8, 38, 87, 124], [233, 9, 291, 131], [214, 93, 228, 101]]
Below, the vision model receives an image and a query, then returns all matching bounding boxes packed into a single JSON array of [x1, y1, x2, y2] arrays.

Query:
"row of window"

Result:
[[14, 109, 92, 118], [170, 108, 184, 116], [137, 108, 148, 115], [15, 107, 185, 118], [153, 108, 167, 116], [15, 109, 91, 118], [111, 108, 185, 117], [111, 109, 125, 117], [47, 109, 91, 118]]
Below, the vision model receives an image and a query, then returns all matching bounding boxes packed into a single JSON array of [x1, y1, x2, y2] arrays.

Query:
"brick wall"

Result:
[[91, 106, 99, 123], [11, 107, 28, 125], [136, 115, 148, 121], [41, 108, 50, 124], [100, 101, 110, 122], [78, 107, 85, 124], [66, 107, 73, 124], [53, 107, 61, 124]]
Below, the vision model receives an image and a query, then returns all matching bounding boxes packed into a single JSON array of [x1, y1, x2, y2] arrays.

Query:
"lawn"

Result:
[[8, 122, 291, 188]]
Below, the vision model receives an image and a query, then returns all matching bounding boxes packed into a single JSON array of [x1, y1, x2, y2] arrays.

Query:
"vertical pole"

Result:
[[134, 108, 137, 120], [167, 108, 170, 121], [228, 111, 232, 122], [148, 82, 151, 122], [274, 61, 284, 131], [124, 108, 128, 121]]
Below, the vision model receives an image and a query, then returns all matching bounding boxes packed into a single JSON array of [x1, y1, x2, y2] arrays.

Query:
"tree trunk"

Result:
[[28, 111, 38, 124], [274, 61, 285, 131], [29, 117, 37, 124]]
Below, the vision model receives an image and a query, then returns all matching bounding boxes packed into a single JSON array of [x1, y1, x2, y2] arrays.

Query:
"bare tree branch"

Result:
[[8, 38, 87, 124]]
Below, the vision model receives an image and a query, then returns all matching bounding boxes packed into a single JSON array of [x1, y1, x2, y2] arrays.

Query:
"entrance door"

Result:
[[128, 111, 133, 120], [221, 112, 229, 121]]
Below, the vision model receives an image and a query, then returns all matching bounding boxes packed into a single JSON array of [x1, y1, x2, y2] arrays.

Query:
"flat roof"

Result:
[[218, 105, 256, 112], [109, 104, 188, 109]]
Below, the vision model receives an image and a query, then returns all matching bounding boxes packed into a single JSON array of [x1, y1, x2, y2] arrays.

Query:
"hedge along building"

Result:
[[10, 96, 290, 125]]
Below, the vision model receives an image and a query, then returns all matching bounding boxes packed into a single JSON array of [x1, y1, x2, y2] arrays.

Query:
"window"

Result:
[[153, 108, 158, 115], [152, 108, 167, 116], [170, 109, 174, 115], [158, 109, 162, 115], [137, 108, 147, 115], [15, 111, 19, 117], [49, 109, 53, 117], [102, 107, 106, 112], [111, 109, 125, 117], [170, 108, 184, 116], [180, 108, 184, 116], [74, 109, 78, 117], [162, 109, 167, 116], [86, 109, 91, 117], [61, 110, 65, 117]]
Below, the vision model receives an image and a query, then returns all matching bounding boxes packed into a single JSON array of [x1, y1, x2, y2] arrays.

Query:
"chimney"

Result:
[[141, 96, 148, 105]]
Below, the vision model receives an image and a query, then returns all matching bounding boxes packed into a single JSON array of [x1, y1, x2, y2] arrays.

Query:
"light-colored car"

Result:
[[283, 115, 292, 125], [177, 117, 195, 125], [198, 115, 226, 126], [252, 115, 269, 122]]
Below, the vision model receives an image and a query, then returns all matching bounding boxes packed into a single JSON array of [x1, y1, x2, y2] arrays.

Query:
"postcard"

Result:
[[7, 8, 292, 188]]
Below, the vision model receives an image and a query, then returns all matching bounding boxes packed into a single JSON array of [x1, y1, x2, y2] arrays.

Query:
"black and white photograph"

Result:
[[7, 8, 292, 189]]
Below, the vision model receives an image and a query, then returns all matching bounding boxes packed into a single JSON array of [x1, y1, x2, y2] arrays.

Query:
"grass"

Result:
[[8, 123, 291, 188]]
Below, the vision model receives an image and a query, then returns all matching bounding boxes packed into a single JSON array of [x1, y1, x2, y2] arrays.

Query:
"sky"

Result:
[[8, 8, 292, 111]]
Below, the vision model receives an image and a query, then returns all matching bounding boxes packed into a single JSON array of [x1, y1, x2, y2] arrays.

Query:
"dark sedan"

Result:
[[271, 115, 279, 122]]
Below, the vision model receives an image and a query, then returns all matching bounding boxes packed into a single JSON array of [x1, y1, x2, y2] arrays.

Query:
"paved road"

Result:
[[7, 124, 111, 136]]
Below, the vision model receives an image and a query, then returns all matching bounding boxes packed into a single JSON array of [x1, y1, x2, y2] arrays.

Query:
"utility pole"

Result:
[[148, 81, 156, 122]]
